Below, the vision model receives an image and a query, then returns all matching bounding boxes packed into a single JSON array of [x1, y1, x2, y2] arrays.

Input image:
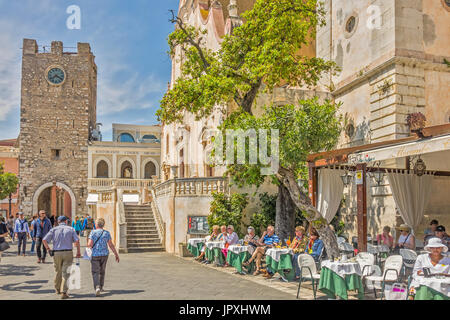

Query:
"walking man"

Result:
[[14, 212, 30, 256], [30, 214, 38, 254], [83, 215, 95, 239], [43, 216, 81, 299], [35, 210, 52, 263]]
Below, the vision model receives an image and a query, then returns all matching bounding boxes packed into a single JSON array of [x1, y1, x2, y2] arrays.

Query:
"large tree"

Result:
[[0, 162, 19, 218], [158, 0, 343, 258]]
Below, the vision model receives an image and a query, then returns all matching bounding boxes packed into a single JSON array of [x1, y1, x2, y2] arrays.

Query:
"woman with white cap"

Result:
[[408, 238, 450, 299]]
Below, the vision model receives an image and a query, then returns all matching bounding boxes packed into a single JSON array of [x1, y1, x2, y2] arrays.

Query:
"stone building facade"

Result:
[[315, 0, 450, 240], [19, 39, 97, 220], [0, 139, 19, 218]]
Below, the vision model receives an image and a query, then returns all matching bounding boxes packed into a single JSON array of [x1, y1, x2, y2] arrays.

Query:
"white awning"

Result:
[[123, 194, 139, 204], [86, 193, 98, 205], [348, 134, 450, 164]]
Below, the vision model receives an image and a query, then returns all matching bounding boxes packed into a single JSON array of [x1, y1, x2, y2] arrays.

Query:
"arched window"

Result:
[[96, 160, 109, 178], [142, 134, 157, 140], [121, 161, 133, 178], [144, 161, 157, 179], [118, 133, 135, 143]]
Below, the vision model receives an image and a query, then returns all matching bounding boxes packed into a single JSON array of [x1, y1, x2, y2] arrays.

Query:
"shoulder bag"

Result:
[[83, 230, 105, 261]]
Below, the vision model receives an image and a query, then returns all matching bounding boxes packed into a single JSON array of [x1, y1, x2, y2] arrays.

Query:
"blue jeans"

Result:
[[30, 238, 36, 253], [292, 253, 301, 277]]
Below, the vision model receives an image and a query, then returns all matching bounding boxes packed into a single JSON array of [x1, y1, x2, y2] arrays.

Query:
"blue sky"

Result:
[[0, 0, 179, 140]]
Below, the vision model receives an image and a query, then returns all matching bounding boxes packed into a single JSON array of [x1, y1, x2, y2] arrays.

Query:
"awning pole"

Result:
[[308, 161, 317, 207], [356, 163, 367, 252]]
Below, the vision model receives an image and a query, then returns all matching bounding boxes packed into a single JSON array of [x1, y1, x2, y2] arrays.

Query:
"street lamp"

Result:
[[369, 161, 385, 186], [340, 170, 354, 187]]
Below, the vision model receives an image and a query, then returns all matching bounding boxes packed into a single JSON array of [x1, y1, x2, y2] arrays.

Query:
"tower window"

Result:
[[346, 16, 356, 33], [52, 149, 61, 160]]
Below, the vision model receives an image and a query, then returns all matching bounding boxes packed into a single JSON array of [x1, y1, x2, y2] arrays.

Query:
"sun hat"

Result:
[[424, 237, 448, 253], [396, 224, 410, 232]]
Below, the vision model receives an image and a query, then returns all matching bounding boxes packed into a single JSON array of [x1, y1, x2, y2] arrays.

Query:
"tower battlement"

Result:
[[22, 38, 92, 55]]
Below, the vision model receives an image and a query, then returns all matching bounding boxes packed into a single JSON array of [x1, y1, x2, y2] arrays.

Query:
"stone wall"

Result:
[[19, 39, 97, 219]]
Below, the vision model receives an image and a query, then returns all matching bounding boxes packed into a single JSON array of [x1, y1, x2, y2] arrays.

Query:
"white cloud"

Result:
[[98, 73, 165, 116]]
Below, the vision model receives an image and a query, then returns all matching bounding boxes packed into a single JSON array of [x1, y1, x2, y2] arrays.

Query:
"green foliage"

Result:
[[158, 0, 338, 123], [207, 192, 248, 238], [250, 192, 277, 234], [222, 98, 343, 186], [0, 162, 19, 201]]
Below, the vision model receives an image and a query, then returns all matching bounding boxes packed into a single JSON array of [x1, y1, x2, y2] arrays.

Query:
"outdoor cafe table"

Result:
[[226, 245, 253, 274], [187, 238, 205, 257], [265, 248, 296, 281], [414, 276, 450, 300], [318, 260, 365, 300], [205, 241, 226, 265]]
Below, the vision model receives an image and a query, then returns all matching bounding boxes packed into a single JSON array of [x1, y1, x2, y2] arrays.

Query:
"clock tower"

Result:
[[19, 39, 97, 219]]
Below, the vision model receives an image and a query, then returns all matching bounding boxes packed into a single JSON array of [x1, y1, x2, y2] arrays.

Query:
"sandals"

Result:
[[253, 269, 261, 276]]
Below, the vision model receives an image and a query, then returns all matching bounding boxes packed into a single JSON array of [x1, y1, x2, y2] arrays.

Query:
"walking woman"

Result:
[[72, 216, 83, 236], [87, 218, 120, 297]]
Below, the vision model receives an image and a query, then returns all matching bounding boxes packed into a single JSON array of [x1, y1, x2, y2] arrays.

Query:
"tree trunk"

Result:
[[277, 167, 340, 259], [275, 184, 295, 244]]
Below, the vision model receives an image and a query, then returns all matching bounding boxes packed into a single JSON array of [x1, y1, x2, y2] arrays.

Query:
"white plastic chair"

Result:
[[296, 254, 321, 300], [365, 255, 403, 299], [356, 252, 375, 276], [338, 241, 355, 258], [399, 248, 417, 281]]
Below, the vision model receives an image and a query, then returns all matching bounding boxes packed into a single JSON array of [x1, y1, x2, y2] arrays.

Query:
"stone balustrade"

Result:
[[89, 178, 159, 191], [154, 177, 229, 197]]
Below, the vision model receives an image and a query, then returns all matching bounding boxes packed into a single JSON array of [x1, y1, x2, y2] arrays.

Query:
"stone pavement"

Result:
[[0, 237, 296, 300]]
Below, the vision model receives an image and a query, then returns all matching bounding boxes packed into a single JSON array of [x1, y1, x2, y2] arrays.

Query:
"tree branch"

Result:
[[169, 10, 210, 71]]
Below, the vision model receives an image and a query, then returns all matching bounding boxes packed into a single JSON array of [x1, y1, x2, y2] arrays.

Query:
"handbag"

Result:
[[0, 241, 10, 252], [83, 230, 104, 261]]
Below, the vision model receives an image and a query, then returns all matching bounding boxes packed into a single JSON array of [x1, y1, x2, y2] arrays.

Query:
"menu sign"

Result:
[[187, 216, 209, 234]]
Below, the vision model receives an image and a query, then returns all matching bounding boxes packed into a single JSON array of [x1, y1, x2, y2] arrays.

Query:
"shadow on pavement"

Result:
[[70, 290, 145, 299], [0, 279, 49, 293], [0, 264, 39, 277]]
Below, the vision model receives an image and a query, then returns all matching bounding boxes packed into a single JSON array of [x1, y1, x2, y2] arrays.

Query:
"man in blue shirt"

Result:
[[243, 225, 280, 277], [14, 212, 30, 256], [34, 210, 52, 263], [43, 216, 81, 299]]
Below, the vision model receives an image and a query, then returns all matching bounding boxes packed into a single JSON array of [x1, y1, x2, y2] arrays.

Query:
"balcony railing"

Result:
[[154, 177, 229, 197], [88, 178, 159, 191]]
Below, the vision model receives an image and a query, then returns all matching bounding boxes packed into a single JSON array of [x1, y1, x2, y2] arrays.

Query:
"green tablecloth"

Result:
[[226, 251, 253, 274], [187, 242, 204, 257], [265, 254, 296, 281], [205, 247, 225, 265], [318, 267, 364, 300], [415, 286, 449, 300]]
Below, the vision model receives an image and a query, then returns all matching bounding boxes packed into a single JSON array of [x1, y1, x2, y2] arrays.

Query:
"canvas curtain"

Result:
[[387, 170, 434, 233], [317, 168, 344, 223]]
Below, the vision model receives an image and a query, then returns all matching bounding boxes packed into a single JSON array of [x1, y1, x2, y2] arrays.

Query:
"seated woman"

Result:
[[243, 226, 259, 255], [376, 226, 394, 249], [217, 225, 227, 241], [394, 224, 415, 251], [306, 228, 324, 262], [243, 225, 279, 277], [409, 238, 450, 299], [290, 226, 309, 280], [195, 225, 220, 262], [222, 225, 239, 265]]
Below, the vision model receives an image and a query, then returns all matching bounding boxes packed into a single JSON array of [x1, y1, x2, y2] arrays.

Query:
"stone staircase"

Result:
[[125, 204, 164, 253]]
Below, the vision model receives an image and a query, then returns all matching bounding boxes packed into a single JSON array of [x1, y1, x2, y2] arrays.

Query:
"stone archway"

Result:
[[32, 182, 76, 220]]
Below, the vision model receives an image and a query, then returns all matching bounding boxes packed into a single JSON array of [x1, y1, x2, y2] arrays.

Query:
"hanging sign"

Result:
[[355, 170, 364, 185]]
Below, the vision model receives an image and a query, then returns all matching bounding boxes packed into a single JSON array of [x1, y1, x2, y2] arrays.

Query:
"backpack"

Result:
[[87, 218, 94, 229]]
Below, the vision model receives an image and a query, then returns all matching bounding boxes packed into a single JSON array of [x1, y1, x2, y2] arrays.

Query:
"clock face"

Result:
[[47, 68, 65, 85]]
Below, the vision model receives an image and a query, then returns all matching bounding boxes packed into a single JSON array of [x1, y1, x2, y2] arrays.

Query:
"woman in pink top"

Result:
[[376, 226, 394, 249]]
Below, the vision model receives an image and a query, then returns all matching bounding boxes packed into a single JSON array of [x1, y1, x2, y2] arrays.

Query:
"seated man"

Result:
[[423, 220, 439, 244], [434, 225, 450, 250], [243, 225, 279, 277], [243, 226, 259, 255], [306, 228, 324, 262]]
